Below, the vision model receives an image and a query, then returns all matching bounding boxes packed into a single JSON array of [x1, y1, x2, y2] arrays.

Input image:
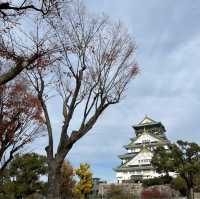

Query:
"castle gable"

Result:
[[126, 148, 153, 166], [134, 132, 160, 144], [139, 116, 156, 125]]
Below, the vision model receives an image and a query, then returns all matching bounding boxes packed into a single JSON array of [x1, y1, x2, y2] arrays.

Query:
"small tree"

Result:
[[0, 79, 45, 175], [60, 160, 76, 199], [0, 153, 47, 199], [152, 140, 200, 199], [74, 163, 93, 199], [171, 176, 187, 197]]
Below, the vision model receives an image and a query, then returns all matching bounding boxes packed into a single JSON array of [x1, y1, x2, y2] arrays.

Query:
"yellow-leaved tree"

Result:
[[74, 163, 93, 199]]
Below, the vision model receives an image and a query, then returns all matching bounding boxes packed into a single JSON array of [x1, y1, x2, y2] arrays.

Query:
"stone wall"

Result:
[[98, 183, 143, 198], [98, 183, 182, 199]]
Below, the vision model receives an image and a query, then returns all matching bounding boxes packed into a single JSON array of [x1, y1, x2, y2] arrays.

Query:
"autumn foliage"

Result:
[[0, 79, 44, 174], [60, 161, 76, 199], [73, 163, 93, 199]]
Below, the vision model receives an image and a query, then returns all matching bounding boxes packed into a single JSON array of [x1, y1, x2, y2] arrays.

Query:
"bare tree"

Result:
[[28, 2, 139, 199], [0, 9, 62, 85], [0, 78, 45, 176], [0, 38, 48, 85], [0, 0, 60, 18], [0, 0, 67, 85]]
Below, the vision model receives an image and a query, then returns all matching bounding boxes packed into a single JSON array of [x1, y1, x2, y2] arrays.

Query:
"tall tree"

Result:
[[0, 79, 45, 175], [28, 2, 138, 198], [0, 153, 47, 199], [152, 140, 200, 199], [74, 163, 93, 199]]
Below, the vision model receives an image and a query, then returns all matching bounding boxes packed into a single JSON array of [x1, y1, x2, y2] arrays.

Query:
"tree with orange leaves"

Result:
[[60, 160, 76, 199], [0, 78, 45, 175]]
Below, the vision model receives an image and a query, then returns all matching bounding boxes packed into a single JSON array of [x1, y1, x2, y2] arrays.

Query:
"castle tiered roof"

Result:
[[115, 116, 171, 183], [132, 116, 166, 134], [124, 129, 169, 149], [115, 147, 153, 172]]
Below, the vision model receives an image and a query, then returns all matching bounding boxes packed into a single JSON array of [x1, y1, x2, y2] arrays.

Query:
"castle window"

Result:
[[142, 139, 150, 143], [139, 159, 150, 164]]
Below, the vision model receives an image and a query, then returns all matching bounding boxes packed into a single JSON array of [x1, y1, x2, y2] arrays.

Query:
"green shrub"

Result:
[[170, 176, 187, 196], [142, 175, 172, 187]]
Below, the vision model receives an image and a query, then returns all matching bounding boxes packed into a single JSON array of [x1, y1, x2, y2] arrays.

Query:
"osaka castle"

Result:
[[115, 116, 171, 183]]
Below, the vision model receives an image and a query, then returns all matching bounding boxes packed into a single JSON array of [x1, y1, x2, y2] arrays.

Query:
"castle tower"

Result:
[[114, 116, 171, 183]]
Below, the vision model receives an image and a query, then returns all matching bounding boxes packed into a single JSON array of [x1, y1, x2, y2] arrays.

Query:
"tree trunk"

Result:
[[47, 160, 62, 199], [186, 187, 193, 199], [190, 187, 194, 199]]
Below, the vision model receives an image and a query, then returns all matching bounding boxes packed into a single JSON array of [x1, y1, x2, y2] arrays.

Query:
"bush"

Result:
[[142, 175, 172, 187], [141, 188, 161, 199], [141, 187, 169, 199], [106, 184, 132, 199], [170, 176, 187, 196]]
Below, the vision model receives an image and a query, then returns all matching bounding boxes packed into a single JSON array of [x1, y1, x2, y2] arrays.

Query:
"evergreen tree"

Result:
[[152, 140, 200, 199], [0, 153, 47, 199]]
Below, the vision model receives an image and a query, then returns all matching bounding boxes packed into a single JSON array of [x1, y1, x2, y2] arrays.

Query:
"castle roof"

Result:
[[132, 116, 166, 131], [114, 165, 153, 172], [115, 147, 153, 171], [118, 152, 137, 159], [124, 130, 169, 149]]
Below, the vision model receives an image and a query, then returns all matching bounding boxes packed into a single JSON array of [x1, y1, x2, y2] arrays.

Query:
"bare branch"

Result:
[[0, 0, 63, 18]]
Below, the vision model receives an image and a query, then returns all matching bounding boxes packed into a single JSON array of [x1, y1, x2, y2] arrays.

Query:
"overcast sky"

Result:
[[34, 0, 200, 182]]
